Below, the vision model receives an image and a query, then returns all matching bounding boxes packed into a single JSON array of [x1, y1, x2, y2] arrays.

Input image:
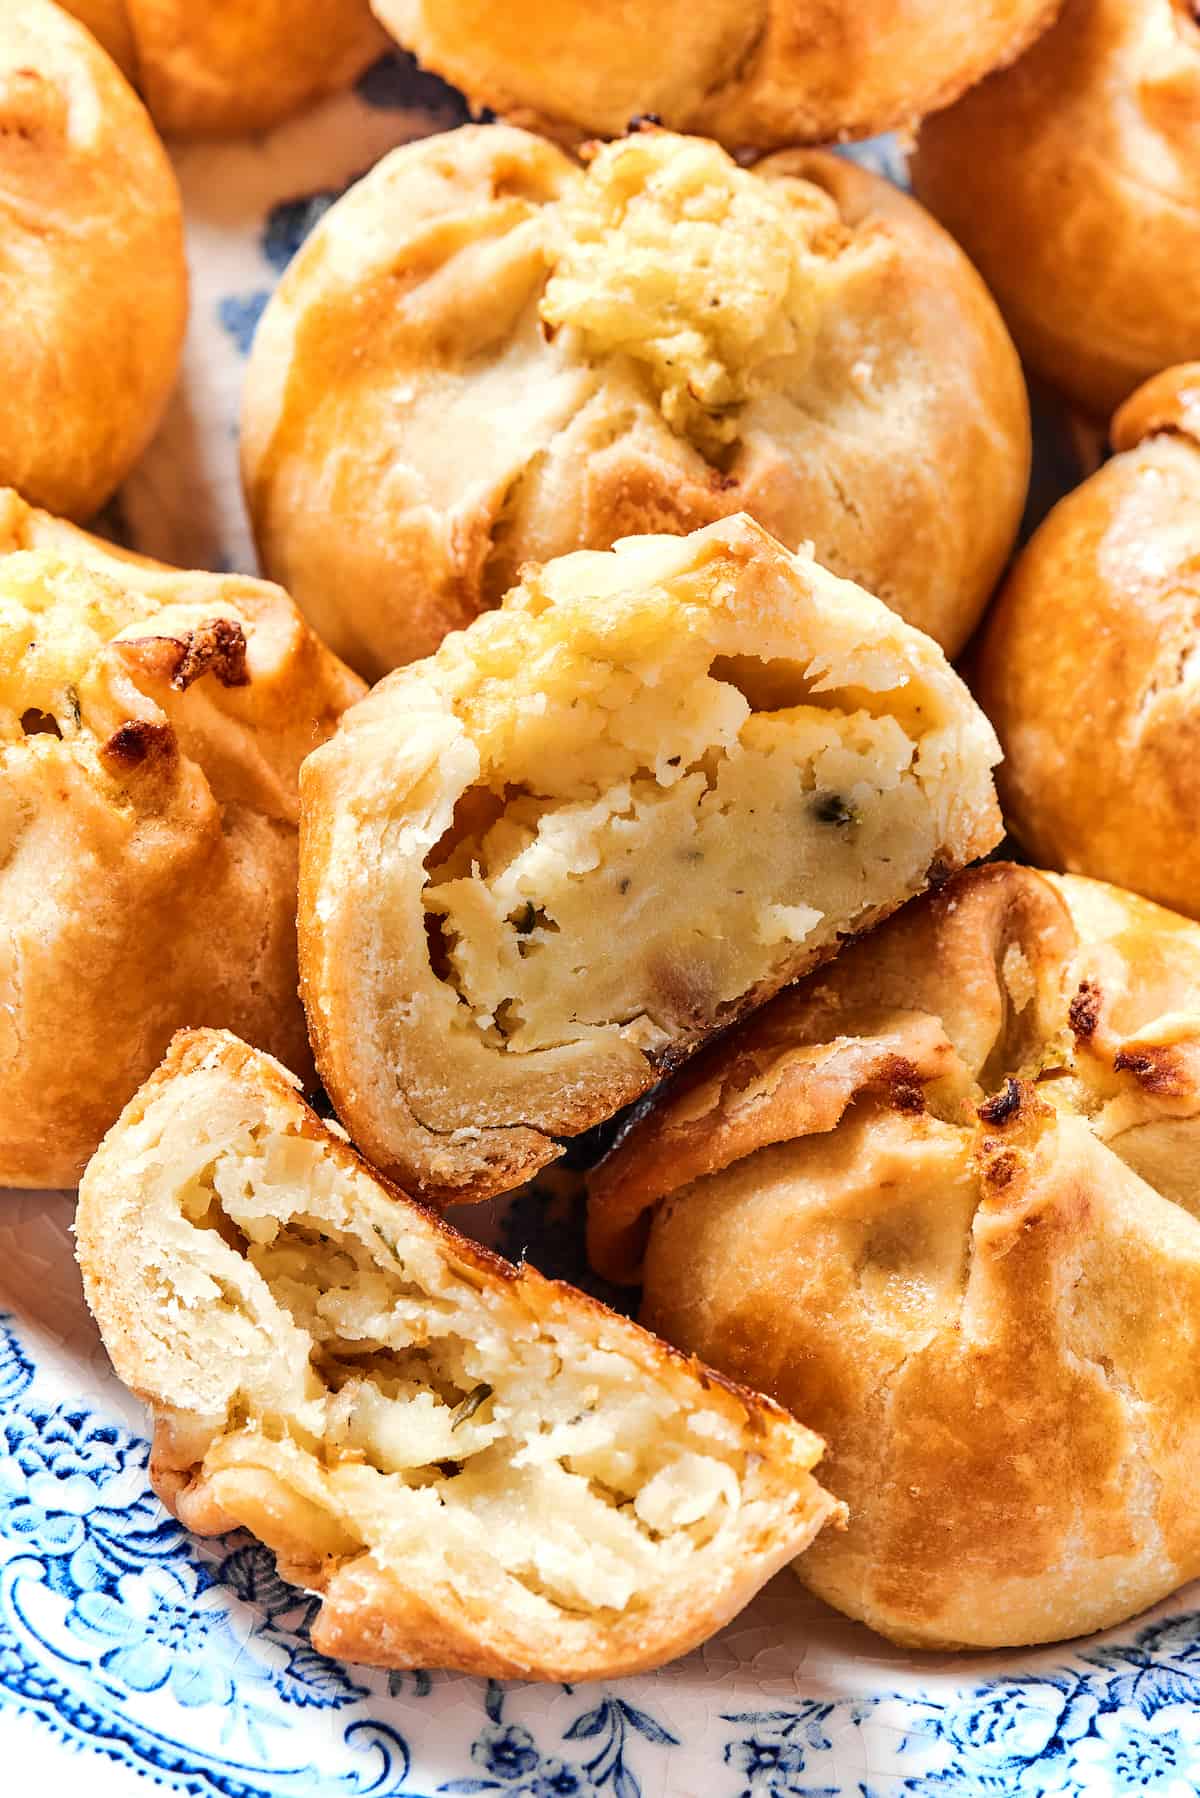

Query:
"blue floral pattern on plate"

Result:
[[4, 1276, 1200, 1796]]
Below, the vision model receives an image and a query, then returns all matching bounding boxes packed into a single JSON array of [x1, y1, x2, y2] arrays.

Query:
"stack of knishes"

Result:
[[5, 0, 1200, 1679]]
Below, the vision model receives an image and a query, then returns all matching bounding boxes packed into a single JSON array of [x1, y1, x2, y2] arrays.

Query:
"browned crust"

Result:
[[974, 396, 1200, 917], [62, 0, 388, 138], [587, 1009, 960, 1285], [98, 717, 176, 774], [0, 491, 365, 1188], [912, 1, 1200, 420], [378, 0, 1061, 150], [0, 0, 186, 520], [624, 873, 1200, 1649], [1111, 363, 1200, 454], [589, 862, 1070, 1282]]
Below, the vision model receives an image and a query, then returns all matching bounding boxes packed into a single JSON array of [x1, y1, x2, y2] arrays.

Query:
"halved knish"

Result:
[[300, 515, 1002, 1204], [76, 1029, 841, 1681]]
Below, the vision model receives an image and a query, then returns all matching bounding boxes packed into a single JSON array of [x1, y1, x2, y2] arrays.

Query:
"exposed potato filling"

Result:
[[0, 553, 145, 744], [540, 133, 843, 458], [0, 549, 252, 759], [425, 708, 936, 1055], [159, 1121, 772, 1619], [419, 536, 956, 1060]]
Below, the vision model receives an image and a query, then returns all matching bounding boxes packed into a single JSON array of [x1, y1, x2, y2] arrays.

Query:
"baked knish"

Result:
[[242, 123, 1030, 677], [299, 515, 1002, 1207], [60, 0, 387, 137], [589, 863, 1200, 1651], [975, 364, 1200, 917], [372, 0, 1059, 150], [0, 0, 186, 519], [0, 490, 363, 1188], [911, 0, 1200, 419], [76, 1028, 841, 1681]]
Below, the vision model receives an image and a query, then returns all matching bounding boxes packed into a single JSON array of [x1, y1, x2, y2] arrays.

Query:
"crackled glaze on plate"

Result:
[[2, 51, 1190, 1798]]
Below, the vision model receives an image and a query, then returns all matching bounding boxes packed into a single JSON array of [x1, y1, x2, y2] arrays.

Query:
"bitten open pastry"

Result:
[[59, 0, 386, 137], [0, 489, 363, 1188], [299, 515, 1002, 1207], [372, 0, 1059, 151], [590, 863, 1200, 1651], [242, 123, 1029, 677], [975, 364, 1200, 919], [76, 1029, 841, 1681], [911, 0, 1200, 419], [0, 0, 186, 519]]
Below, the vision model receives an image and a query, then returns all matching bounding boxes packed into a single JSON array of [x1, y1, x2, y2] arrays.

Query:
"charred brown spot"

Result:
[[1113, 1045, 1187, 1096], [880, 1055, 927, 1114], [1069, 981, 1102, 1041], [978, 1076, 1022, 1127], [100, 719, 173, 771], [169, 619, 250, 692], [983, 1148, 1019, 1189], [925, 855, 954, 889], [19, 707, 61, 739]]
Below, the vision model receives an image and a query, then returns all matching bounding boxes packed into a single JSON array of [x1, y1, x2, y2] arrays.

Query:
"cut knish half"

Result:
[[300, 515, 1001, 1204], [76, 1028, 841, 1681]]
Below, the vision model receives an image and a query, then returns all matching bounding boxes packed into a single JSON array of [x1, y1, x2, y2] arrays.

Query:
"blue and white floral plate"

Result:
[[4, 53, 1192, 1798]]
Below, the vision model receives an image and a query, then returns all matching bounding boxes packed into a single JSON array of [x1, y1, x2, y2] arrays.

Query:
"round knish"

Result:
[[588, 863, 1200, 1650], [912, 0, 1200, 419], [0, 0, 187, 519], [242, 124, 1029, 679], [372, 0, 1060, 149], [59, 0, 387, 136], [975, 364, 1200, 917], [0, 489, 364, 1189], [297, 516, 1001, 1208]]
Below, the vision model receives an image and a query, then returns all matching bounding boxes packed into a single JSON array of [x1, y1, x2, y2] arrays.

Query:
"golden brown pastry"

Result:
[[589, 862, 1200, 1651], [975, 364, 1200, 918], [299, 515, 1002, 1208], [0, 489, 364, 1189], [76, 1027, 841, 1681], [60, 0, 387, 137], [242, 123, 1030, 678], [911, 0, 1200, 420], [0, 0, 187, 520], [373, 0, 1059, 150], [59, 0, 136, 74]]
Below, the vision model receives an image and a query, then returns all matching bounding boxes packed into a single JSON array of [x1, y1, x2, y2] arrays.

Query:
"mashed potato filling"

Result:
[[0, 553, 146, 742], [144, 1110, 777, 1621], [540, 133, 841, 459], [0, 548, 254, 759], [425, 708, 936, 1054], [418, 531, 958, 1060]]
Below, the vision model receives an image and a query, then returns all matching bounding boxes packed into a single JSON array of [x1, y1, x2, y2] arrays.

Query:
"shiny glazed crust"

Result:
[[373, 0, 1060, 149], [912, 0, 1200, 419], [0, 490, 364, 1188], [76, 1028, 841, 1681], [298, 515, 1001, 1207], [590, 863, 1200, 1649], [242, 123, 1029, 677], [0, 0, 186, 519], [975, 365, 1200, 916], [60, 0, 387, 136]]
